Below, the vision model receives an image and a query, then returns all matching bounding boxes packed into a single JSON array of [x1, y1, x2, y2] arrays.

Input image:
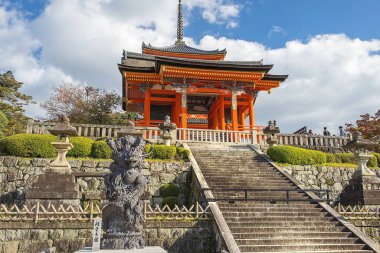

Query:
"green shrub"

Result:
[[150, 145, 176, 160], [144, 144, 153, 157], [68, 137, 94, 158], [267, 146, 326, 165], [367, 155, 378, 168], [162, 196, 178, 208], [326, 153, 336, 163], [334, 153, 354, 164], [176, 147, 190, 160], [160, 184, 180, 197], [91, 141, 112, 159], [309, 150, 327, 164], [0, 134, 56, 158], [372, 153, 380, 166]]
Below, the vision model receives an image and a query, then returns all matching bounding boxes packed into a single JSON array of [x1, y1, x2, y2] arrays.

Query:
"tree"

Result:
[[345, 109, 380, 140], [0, 111, 8, 138], [0, 71, 33, 136], [42, 83, 122, 124], [346, 109, 380, 152]]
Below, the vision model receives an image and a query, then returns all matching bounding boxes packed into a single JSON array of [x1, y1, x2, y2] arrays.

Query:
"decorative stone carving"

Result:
[[263, 120, 280, 147], [158, 116, 177, 146], [101, 134, 148, 249]]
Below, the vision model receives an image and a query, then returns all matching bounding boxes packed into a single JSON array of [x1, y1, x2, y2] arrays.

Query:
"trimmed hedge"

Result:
[[0, 134, 100, 158], [144, 144, 176, 160], [91, 140, 112, 159], [326, 153, 336, 163], [67, 137, 94, 158], [160, 184, 180, 197], [372, 153, 380, 165], [334, 153, 354, 164], [267, 146, 326, 165], [0, 134, 56, 158], [162, 196, 178, 208], [367, 155, 378, 168], [176, 147, 190, 160]]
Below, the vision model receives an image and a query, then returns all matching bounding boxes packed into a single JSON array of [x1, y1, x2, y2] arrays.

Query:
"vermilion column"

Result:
[[231, 91, 238, 131], [181, 87, 187, 128], [248, 94, 255, 129], [144, 87, 151, 126], [174, 93, 181, 126], [219, 96, 225, 130]]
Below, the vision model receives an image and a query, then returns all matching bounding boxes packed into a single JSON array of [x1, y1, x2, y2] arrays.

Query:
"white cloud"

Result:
[[268, 25, 287, 37], [197, 34, 380, 133], [184, 0, 241, 28], [1, 1, 379, 135]]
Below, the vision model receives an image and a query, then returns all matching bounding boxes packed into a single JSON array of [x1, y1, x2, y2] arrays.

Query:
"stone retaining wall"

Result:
[[0, 221, 214, 253], [0, 156, 192, 206], [279, 165, 380, 200]]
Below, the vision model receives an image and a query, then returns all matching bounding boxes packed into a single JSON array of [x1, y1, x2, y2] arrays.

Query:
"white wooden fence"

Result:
[[144, 202, 211, 221]]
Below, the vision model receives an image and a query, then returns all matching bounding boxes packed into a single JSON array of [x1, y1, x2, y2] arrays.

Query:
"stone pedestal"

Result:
[[75, 247, 167, 253], [26, 173, 81, 206]]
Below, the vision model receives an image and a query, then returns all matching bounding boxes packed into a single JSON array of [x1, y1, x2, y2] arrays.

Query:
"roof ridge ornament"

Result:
[[175, 0, 186, 45]]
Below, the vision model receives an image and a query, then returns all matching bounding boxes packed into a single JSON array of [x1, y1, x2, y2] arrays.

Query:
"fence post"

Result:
[[90, 200, 94, 222], [251, 129, 257, 145], [196, 202, 199, 219], [34, 201, 40, 223]]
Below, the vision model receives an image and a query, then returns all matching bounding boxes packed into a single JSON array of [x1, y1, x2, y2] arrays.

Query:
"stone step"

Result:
[[235, 237, 361, 246], [228, 226, 348, 233], [225, 216, 337, 223], [238, 243, 369, 252], [226, 220, 340, 227], [222, 211, 328, 217], [232, 231, 354, 239], [217, 202, 321, 208]]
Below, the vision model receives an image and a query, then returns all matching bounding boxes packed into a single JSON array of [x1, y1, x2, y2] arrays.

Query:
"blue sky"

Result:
[[0, 0, 379, 133]]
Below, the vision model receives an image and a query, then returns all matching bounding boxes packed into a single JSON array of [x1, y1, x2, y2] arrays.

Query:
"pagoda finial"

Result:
[[175, 0, 185, 45]]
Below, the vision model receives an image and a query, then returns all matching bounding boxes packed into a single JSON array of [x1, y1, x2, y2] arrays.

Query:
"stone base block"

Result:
[[26, 173, 81, 200], [75, 247, 167, 253]]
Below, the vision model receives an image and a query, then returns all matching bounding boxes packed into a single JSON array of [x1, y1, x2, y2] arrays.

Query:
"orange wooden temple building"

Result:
[[118, 0, 287, 131]]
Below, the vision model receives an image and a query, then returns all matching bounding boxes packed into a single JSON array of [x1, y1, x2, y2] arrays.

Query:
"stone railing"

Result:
[[278, 134, 351, 151], [26, 120, 161, 141], [26, 120, 351, 150]]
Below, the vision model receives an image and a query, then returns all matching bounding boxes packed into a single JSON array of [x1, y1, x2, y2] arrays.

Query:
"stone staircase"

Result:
[[189, 144, 377, 253]]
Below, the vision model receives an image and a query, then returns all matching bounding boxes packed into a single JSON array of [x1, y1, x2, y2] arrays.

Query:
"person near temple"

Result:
[[308, 129, 313, 135], [323, 127, 331, 136], [339, 126, 346, 137]]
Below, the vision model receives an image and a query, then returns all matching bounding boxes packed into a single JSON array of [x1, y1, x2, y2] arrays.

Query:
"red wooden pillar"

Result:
[[173, 93, 181, 126], [219, 96, 225, 130], [248, 95, 255, 129], [231, 91, 238, 131], [181, 88, 187, 128], [240, 109, 246, 131], [144, 87, 151, 126]]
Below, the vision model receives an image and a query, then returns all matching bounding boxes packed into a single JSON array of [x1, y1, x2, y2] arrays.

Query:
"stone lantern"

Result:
[[26, 116, 81, 206], [117, 114, 143, 139], [158, 116, 177, 146], [340, 132, 380, 205], [263, 120, 280, 147], [47, 115, 78, 174]]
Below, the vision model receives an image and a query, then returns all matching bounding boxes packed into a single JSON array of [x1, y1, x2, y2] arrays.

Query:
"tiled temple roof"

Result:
[[142, 42, 227, 56]]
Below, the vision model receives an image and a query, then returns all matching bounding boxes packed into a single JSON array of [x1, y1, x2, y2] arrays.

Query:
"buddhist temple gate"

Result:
[[118, 0, 287, 133]]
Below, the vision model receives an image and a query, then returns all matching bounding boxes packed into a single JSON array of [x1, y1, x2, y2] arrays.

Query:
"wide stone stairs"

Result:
[[191, 146, 376, 253]]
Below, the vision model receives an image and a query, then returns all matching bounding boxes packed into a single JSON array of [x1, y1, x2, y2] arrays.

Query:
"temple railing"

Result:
[[26, 120, 161, 141], [26, 120, 350, 149], [177, 128, 257, 144], [278, 134, 351, 150]]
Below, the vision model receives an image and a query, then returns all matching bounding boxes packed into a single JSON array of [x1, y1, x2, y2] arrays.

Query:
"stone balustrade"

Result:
[[26, 120, 351, 150]]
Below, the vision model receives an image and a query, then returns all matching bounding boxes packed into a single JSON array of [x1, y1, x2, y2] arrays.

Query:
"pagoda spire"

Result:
[[175, 0, 185, 45]]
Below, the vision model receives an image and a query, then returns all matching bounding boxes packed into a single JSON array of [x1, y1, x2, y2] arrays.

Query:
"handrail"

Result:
[[201, 188, 331, 204]]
